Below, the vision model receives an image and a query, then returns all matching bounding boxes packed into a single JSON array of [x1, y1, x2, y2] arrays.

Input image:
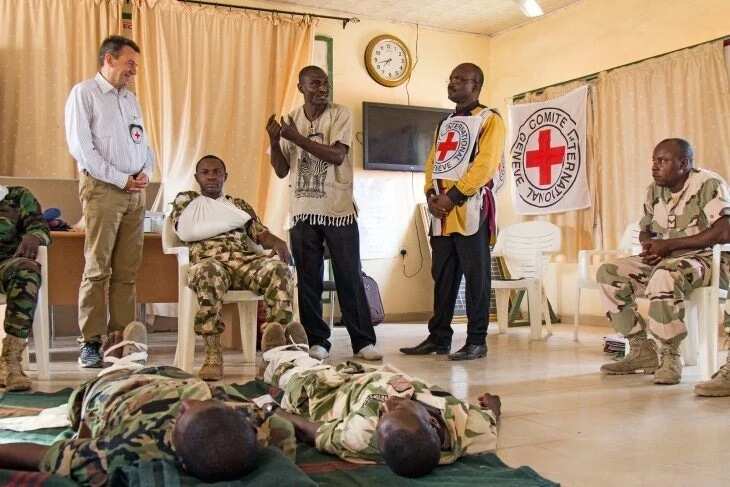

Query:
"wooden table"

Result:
[[47, 231, 178, 305]]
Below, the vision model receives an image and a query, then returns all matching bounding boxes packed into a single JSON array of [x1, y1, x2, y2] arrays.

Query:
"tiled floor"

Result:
[[29, 321, 730, 486]]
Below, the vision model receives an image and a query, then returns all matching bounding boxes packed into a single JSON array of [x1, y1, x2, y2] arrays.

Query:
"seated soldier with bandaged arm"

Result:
[[257, 323, 501, 478], [170, 154, 304, 381]]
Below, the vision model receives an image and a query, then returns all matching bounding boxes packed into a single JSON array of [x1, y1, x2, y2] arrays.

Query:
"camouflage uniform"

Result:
[[39, 366, 296, 486], [597, 169, 730, 343], [0, 187, 50, 339], [263, 349, 498, 464], [170, 191, 294, 335]]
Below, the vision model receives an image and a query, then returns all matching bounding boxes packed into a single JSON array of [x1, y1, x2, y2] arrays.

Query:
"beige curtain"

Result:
[[596, 41, 730, 249], [131, 0, 315, 228], [514, 80, 599, 261], [0, 0, 122, 178]]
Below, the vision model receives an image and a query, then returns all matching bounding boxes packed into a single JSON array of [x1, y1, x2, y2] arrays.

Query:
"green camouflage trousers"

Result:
[[188, 254, 294, 335], [596, 253, 730, 342], [0, 257, 41, 339]]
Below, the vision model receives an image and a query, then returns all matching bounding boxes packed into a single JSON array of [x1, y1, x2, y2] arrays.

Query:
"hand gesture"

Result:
[[123, 175, 145, 193], [640, 238, 672, 265], [427, 193, 454, 218], [134, 172, 149, 189], [14, 234, 41, 260], [279, 116, 301, 143], [266, 114, 281, 142]]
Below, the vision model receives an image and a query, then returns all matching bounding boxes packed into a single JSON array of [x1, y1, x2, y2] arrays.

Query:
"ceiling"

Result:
[[271, 0, 581, 35]]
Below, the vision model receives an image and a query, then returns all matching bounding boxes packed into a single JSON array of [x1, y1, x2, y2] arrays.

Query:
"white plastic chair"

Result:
[[491, 221, 561, 341], [0, 246, 50, 380], [683, 243, 730, 380], [162, 217, 262, 373], [574, 222, 641, 341]]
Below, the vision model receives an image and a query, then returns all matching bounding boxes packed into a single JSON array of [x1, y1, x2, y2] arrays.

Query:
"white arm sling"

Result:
[[175, 195, 252, 242]]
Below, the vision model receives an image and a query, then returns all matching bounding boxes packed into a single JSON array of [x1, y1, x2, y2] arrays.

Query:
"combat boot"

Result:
[[600, 332, 659, 375], [0, 335, 32, 391], [261, 322, 286, 352], [654, 340, 682, 385], [694, 354, 730, 397], [198, 334, 223, 381]]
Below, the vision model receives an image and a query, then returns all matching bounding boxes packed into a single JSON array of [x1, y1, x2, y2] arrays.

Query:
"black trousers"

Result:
[[290, 220, 376, 353], [427, 222, 491, 347]]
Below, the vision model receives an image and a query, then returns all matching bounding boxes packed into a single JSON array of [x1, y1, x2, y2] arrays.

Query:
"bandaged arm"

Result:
[[175, 195, 252, 242]]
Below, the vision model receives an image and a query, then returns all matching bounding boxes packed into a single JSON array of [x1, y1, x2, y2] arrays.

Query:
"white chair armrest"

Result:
[[577, 249, 627, 280], [711, 244, 730, 290], [165, 244, 190, 268]]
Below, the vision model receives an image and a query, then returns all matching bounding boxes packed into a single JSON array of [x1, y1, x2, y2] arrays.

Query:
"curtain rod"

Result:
[[513, 33, 730, 101], [177, 0, 360, 28]]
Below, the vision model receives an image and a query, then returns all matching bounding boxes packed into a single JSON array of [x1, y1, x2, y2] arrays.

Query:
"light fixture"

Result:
[[514, 0, 544, 17]]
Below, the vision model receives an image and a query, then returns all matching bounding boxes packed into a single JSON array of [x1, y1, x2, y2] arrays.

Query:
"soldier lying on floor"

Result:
[[0, 321, 304, 486], [258, 322, 502, 478]]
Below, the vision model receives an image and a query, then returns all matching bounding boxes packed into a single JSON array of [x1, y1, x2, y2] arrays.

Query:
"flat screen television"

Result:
[[363, 102, 452, 172]]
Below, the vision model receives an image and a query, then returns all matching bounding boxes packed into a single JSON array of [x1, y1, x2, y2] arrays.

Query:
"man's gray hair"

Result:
[[98, 35, 140, 67]]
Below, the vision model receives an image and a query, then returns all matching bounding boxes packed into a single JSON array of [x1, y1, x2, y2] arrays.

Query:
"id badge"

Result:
[[129, 124, 143, 144]]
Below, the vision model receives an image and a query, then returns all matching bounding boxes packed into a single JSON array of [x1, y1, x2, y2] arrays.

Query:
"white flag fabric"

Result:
[[508, 85, 591, 215]]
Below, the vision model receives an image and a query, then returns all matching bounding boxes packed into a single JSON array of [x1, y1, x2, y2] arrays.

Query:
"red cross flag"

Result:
[[508, 85, 590, 215]]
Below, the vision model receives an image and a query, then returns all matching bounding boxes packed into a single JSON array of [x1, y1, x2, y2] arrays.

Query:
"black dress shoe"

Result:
[[399, 338, 450, 355], [448, 344, 487, 361]]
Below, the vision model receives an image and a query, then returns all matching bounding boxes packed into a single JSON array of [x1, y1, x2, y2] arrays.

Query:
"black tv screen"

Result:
[[363, 102, 452, 172]]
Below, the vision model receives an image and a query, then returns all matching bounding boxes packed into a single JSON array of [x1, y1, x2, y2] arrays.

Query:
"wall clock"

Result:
[[364, 34, 412, 87]]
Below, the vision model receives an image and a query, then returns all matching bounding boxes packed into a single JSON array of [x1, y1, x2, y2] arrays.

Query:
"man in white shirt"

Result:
[[266, 66, 381, 362], [65, 36, 155, 367]]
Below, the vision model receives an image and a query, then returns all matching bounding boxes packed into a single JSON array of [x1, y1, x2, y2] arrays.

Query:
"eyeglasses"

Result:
[[448, 76, 478, 84]]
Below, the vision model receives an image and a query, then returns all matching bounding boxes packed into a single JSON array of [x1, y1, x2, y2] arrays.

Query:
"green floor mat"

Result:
[[0, 384, 560, 486]]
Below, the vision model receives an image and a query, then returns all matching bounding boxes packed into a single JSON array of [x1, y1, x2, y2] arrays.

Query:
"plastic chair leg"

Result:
[[495, 289, 509, 334], [573, 287, 581, 342], [527, 282, 543, 341], [238, 301, 258, 364]]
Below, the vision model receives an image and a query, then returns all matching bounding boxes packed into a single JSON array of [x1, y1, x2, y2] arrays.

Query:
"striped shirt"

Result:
[[65, 73, 155, 189]]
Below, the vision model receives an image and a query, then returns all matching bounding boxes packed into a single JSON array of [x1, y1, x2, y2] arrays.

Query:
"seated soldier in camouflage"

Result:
[[0, 322, 295, 485], [170, 154, 300, 381], [258, 323, 501, 478], [0, 184, 50, 391], [597, 138, 730, 389]]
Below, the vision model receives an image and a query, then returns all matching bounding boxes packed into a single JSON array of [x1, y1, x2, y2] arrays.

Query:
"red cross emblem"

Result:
[[129, 124, 143, 144], [526, 129, 565, 185], [436, 131, 459, 162]]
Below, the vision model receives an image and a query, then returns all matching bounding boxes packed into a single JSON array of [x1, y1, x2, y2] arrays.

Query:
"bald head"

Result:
[[454, 63, 484, 89], [299, 65, 327, 83], [448, 62, 484, 105], [656, 138, 694, 163], [298, 65, 329, 107], [651, 138, 693, 190]]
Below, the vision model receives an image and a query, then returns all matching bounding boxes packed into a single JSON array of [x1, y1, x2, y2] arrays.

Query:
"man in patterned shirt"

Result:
[[0, 184, 50, 391], [597, 138, 730, 387], [170, 155, 301, 381], [258, 327, 500, 478]]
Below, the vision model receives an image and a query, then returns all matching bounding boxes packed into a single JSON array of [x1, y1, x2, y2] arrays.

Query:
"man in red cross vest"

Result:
[[400, 63, 505, 361]]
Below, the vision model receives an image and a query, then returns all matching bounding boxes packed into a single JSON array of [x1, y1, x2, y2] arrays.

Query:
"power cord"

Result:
[[402, 170, 424, 278], [404, 23, 420, 106]]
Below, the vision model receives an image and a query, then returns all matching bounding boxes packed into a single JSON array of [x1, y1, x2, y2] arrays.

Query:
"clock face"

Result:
[[370, 39, 408, 81], [365, 35, 411, 87]]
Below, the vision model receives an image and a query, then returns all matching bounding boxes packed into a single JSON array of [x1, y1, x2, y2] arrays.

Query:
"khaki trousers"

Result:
[[78, 173, 144, 342]]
